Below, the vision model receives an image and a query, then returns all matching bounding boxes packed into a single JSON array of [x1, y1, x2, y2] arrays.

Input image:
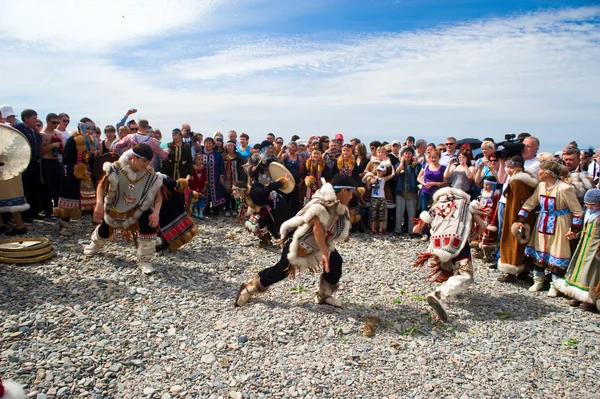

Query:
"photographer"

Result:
[[497, 135, 540, 185], [474, 140, 499, 186]]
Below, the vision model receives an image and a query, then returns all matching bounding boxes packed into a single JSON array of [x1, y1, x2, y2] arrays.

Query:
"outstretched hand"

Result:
[[320, 254, 330, 274]]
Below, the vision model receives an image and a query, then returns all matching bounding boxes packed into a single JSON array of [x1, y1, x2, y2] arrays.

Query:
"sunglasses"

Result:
[[49, 121, 60, 125], [36, 124, 43, 127], [276, 141, 284, 145], [62, 119, 70, 123], [445, 142, 456, 146], [323, 140, 330, 143], [489, 159, 498, 162], [130, 127, 139, 132]]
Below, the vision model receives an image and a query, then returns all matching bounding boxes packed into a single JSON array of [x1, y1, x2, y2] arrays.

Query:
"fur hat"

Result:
[[584, 188, 600, 204]]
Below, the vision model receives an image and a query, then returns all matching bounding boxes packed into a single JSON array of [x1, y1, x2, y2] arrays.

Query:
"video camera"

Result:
[[495, 133, 525, 160]]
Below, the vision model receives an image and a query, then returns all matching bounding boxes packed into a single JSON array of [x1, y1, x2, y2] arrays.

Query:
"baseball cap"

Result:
[[377, 164, 386, 172], [392, 140, 401, 146], [334, 133, 344, 143], [0, 104, 16, 118], [295, 139, 307, 146]]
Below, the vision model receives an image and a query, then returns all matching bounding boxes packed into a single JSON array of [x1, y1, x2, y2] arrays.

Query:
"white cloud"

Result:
[[1, 3, 599, 149], [0, 0, 221, 52]]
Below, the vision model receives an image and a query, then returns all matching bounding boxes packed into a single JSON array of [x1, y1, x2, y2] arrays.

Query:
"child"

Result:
[[366, 163, 394, 235], [554, 188, 600, 311], [190, 153, 207, 219], [471, 176, 500, 261], [303, 150, 325, 205]]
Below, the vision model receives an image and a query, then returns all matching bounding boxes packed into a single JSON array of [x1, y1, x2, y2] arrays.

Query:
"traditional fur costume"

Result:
[[471, 182, 501, 260], [553, 191, 600, 305], [158, 177, 198, 251], [234, 178, 292, 247], [565, 170, 594, 202], [235, 182, 352, 308], [0, 377, 25, 399], [413, 187, 485, 321], [498, 172, 538, 276], [303, 154, 325, 205], [83, 150, 164, 274], [54, 132, 97, 219]]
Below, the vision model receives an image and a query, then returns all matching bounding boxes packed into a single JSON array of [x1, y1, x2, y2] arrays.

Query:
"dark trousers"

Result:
[[22, 162, 42, 218], [97, 209, 156, 239], [41, 159, 63, 216], [258, 243, 343, 287]]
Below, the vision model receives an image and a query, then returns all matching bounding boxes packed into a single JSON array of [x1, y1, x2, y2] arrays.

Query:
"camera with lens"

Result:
[[495, 133, 525, 160]]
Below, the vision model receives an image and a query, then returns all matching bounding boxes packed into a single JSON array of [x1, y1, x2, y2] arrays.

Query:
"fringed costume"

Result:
[[497, 172, 538, 278], [54, 133, 97, 231], [412, 187, 485, 321], [83, 150, 164, 274], [303, 155, 325, 205], [157, 177, 198, 251], [234, 179, 292, 247], [235, 183, 351, 308]]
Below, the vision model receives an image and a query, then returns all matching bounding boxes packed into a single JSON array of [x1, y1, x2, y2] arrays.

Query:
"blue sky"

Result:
[[1, 0, 599, 151]]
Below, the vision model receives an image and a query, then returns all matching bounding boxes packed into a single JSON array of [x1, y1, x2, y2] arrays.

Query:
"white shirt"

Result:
[[524, 158, 540, 176], [439, 150, 457, 167]]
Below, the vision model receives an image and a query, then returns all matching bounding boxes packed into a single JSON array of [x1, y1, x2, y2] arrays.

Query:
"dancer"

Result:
[[513, 161, 583, 295], [156, 176, 198, 252], [497, 157, 538, 282], [54, 118, 98, 236], [83, 144, 164, 274], [233, 175, 292, 247], [553, 188, 600, 310], [235, 173, 356, 308], [412, 187, 486, 321]]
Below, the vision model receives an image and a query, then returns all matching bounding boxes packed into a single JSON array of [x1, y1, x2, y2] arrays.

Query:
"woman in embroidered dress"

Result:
[[303, 149, 325, 206], [223, 140, 244, 217], [514, 161, 583, 295], [54, 117, 97, 236], [202, 137, 225, 215]]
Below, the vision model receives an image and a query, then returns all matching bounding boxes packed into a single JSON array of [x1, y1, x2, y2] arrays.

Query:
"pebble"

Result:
[[0, 217, 597, 398]]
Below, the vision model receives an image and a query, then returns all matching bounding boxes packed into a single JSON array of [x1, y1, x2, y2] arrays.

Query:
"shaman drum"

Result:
[[268, 162, 296, 194], [0, 237, 56, 264]]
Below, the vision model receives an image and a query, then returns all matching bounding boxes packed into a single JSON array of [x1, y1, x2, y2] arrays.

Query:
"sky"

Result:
[[1, 0, 599, 151]]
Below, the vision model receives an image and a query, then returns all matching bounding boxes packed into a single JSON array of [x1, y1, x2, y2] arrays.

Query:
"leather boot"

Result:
[[497, 273, 516, 283], [235, 274, 266, 307], [426, 290, 448, 321], [255, 228, 272, 248], [314, 275, 342, 308]]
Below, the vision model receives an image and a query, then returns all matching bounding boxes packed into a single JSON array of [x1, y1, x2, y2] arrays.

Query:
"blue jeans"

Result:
[[419, 192, 433, 213]]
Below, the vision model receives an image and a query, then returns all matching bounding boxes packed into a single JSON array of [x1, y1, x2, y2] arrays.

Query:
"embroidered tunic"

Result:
[[519, 181, 583, 272], [203, 150, 225, 207]]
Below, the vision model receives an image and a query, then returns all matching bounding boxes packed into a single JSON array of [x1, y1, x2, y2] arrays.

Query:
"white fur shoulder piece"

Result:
[[433, 187, 471, 202], [510, 171, 538, 188]]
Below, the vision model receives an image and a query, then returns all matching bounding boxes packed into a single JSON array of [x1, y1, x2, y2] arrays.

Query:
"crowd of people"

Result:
[[1, 104, 599, 315]]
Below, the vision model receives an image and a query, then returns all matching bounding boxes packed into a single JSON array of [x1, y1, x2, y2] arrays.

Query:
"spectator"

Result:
[[417, 148, 447, 218], [522, 136, 540, 176], [394, 146, 421, 237], [439, 137, 458, 166], [161, 128, 193, 180], [319, 136, 330, 153], [405, 136, 415, 149], [15, 108, 42, 221], [214, 132, 225, 154], [102, 125, 117, 154], [474, 140, 498, 186], [0, 104, 17, 126], [35, 120, 43, 133], [368, 141, 382, 158], [323, 139, 340, 181], [266, 132, 275, 143], [116, 108, 137, 130], [228, 130, 239, 146], [354, 143, 369, 177], [39, 113, 64, 219], [202, 137, 225, 215], [238, 133, 251, 161], [117, 126, 130, 140], [222, 141, 244, 216], [55, 112, 71, 145], [444, 149, 475, 194], [391, 140, 401, 158]]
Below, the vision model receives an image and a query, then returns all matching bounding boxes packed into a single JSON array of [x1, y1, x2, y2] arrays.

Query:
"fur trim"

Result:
[[0, 203, 30, 213], [510, 171, 538, 188], [511, 222, 531, 244], [419, 210, 433, 225], [104, 151, 163, 229], [175, 178, 188, 193], [362, 172, 375, 184], [486, 225, 498, 232], [73, 163, 89, 180], [304, 175, 316, 188], [589, 283, 599, 303], [168, 224, 198, 251], [53, 207, 82, 219], [469, 199, 484, 215], [0, 379, 26, 399], [553, 279, 594, 304], [497, 260, 527, 275], [433, 187, 471, 202], [276, 176, 289, 192]]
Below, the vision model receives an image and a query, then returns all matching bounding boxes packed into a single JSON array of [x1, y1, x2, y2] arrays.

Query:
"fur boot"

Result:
[[83, 226, 106, 256], [314, 275, 342, 308], [255, 227, 272, 248], [58, 219, 73, 236], [235, 274, 267, 307], [547, 281, 559, 297], [137, 240, 156, 274], [528, 276, 544, 292]]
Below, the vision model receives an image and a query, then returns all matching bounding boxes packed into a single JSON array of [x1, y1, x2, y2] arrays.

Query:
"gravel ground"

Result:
[[1, 215, 599, 399]]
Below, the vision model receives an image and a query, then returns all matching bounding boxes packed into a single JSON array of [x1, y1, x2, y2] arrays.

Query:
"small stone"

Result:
[[201, 353, 216, 363], [109, 363, 122, 372], [237, 335, 248, 344], [143, 387, 156, 395], [56, 387, 69, 397], [137, 287, 149, 295], [229, 392, 242, 399], [170, 385, 184, 393]]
